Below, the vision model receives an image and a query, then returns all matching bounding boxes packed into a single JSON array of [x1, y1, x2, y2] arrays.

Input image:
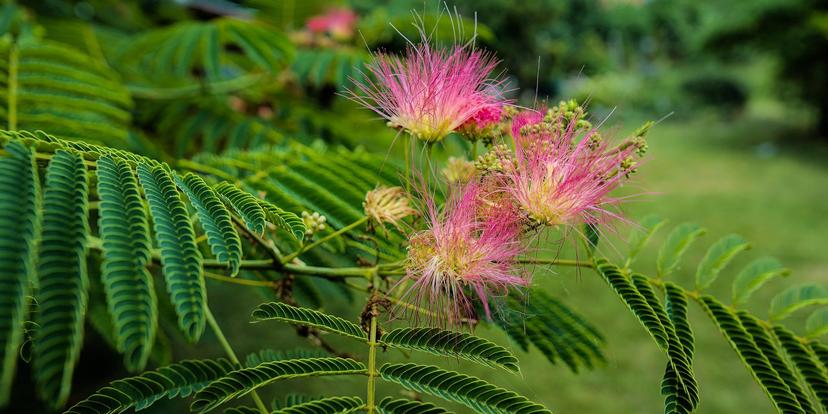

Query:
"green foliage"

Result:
[[214, 181, 268, 234], [176, 173, 243, 276], [695, 234, 750, 290], [271, 396, 363, 414], [626, 214, 667, 266], [32, 150, 89, 409], [251, 302, 367, 340], [96, 155, 157, 371], [120, 17, 294, 81], [379, 363, 552, 414], [190, 358, 366, 413], [699, 295, 806, 413], [377, 397, 453, 414], [381, 327, 520, 372], [0, 140, 39, 406], [137, 162, 206, 342], [293, 47, 368, 90], [806, 309, 828, 338], [244, 348, 329, 367], [64, 358, 237, 414], [258, 198, 306, 242], [732, 258, 790, 306], [773, 326, 828, 410], [656, 223, 706, 277], [770, 284, 828, 321], [737, 312, 815, 413], [0, 38, 132, 145], [495, 289, 605, 373]]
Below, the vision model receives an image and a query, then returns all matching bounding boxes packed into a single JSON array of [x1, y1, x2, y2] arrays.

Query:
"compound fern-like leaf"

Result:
[[259, 198, 305, 242], [191, 358, 366, 413], [377, 397, 454, 414], [382, 327, 519, 372], [695, 234, 750, 290], [64, 358, 236, 414], [737, 313, 815, 413], [137, 163, 205, 342], [214, 181, 267, 234], [699, 296, 805, 413], [272, 396, 363, 414], [96, 156, 157, 371], [627, 214, 667, 266], [773, 326, 828, 410], [0, 140, 40, 406], [596, 260, 668, 349], [379, 363, 552, 414], [656, 223, 705, 278], [251, 302, 366, 340], [32, 150, 89, 409], [731, 257, 790, 306], [770, 284, 828, 321], [176, 173, 242, 275]]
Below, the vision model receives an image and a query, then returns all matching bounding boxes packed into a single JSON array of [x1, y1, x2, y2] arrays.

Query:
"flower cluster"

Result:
[[353, 40, 648, 327], [306, 8, 358, 41]]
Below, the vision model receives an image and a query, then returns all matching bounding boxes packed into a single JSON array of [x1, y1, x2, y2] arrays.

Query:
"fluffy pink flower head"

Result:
[[401, 181, 527, 327], [350, 43, 504, 143], [503, 109, 638, 229], [306, 8, 358, 39]]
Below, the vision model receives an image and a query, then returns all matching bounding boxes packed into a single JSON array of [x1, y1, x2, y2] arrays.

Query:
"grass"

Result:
[[140, 104, 828, 413]]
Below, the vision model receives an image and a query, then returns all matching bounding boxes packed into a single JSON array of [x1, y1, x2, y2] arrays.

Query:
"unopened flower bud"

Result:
[[302, 211, 327, 236], [442, 157, 477, 183]]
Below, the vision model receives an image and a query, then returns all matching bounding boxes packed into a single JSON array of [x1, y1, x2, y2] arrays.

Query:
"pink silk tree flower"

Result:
[[457, 104, 504, 141], [306, 8, 358, 40], [349, 43, 504, 143], [503, 109, 639, 230], [401, 181, 527, 327]]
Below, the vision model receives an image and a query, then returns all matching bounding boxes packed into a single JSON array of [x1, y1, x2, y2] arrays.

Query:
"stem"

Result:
[[471, 140, 477, 160], [424, 143, 434, 189], [366, 311, 378, 413], [231, 215, 285, 266], [283, 216, 368, 263], [205, 306, 269, 414], [404, 133, 411, 193], [517, 258, 594, 268], [204, 271, 276, 288], [8, 44, 18, 130]]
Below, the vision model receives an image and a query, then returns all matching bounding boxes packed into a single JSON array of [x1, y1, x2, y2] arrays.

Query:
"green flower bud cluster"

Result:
[[474, 144, 513, 173], [301, 211, 327, 236]]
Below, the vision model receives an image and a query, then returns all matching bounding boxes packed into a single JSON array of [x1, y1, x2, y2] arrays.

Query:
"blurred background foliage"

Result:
[[2, 0, 827, 413]]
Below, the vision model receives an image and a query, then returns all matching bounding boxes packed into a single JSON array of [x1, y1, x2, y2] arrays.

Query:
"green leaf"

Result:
[[627, 215, 667, 265], [595, 260, 669, 349], [699, 296, 805, 413], [0, 141, 40, 407], [381, 327, 520, 372], [137, 163, 205, 342], [379, 363, 552, 414], [806, 308, 828, 338], [695, 234, 750, 290], [96, 156, 157, 371], [656, 223, 706, 277], [244, 347, 329, 368], [377, 397, 454, 414], [191, 358, 366, 413], [258, 198, 306, 242], [64, 358, 237, 414], [662, 283, 696, 414], [272, 396, 363, 414], [0, 40, 132, 145], [770, 284, 828, 321], [176, 173, 242, 275], [629, 276, 698, 413], [731, 258, 790, 306], [251, 302, 366, 340], [214, 181, 267, 234], [583, 222, 599, 255], [774, 326, 828, 410], [738, 312, 815, 413], [32, 150, 89, 409]]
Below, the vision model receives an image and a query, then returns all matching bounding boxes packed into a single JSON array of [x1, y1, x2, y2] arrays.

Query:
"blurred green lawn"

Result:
[[158, 103, 828, 414]]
